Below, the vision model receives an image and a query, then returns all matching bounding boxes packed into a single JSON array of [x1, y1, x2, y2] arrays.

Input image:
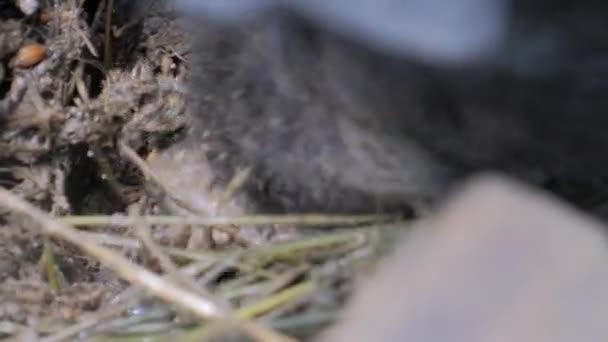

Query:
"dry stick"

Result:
[[188, 282, 315, 341], [63, 213, 395, 227], [75, 230, 226, 267], [0, 188, 295, 342], [218, 167, 252, 206], [128, 206, 211, 332], [263, 265, 310, 297], [41, 235, 62, 292], [238, 281, 316, 320], [130, 206, 226, 306], [104, 0, 114, 70], [77, 230, 142, 249], [191, 280, 315, 342]]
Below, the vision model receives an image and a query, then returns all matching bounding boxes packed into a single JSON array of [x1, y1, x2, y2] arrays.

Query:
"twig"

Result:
[[130, 206, 225, 305], [71, 230, 226, 266], [218, 167, 252, 205], [263, 265, 309, 297], [104, 0, 115, 70], [238, 281, 316, 319], [62, 213, 396, 227], [270, 311, 337, 331], [243, 231, 366, 267], [187, 282, 315, 342], [41, 236, 62, 292]]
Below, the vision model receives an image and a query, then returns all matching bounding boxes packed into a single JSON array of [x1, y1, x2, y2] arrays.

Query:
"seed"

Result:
[[13, 44, 47, 68]]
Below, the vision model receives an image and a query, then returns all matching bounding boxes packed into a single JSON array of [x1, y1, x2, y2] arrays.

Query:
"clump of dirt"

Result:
[[0, 0, 189, 336]]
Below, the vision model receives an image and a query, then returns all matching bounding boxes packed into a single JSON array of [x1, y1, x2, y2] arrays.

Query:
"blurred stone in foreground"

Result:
[[319, 174, 608, 342]]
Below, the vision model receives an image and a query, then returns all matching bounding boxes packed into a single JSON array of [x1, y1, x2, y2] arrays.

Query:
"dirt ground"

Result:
[[0, 1, 409, 341]]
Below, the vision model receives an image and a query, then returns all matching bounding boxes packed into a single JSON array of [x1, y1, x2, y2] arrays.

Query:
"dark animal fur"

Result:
[[185, 3, 608, 214]]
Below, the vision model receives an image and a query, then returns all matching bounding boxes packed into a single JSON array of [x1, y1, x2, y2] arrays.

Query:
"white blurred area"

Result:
[[174, 0, 509, 65], [319, 175, 608, 342]]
